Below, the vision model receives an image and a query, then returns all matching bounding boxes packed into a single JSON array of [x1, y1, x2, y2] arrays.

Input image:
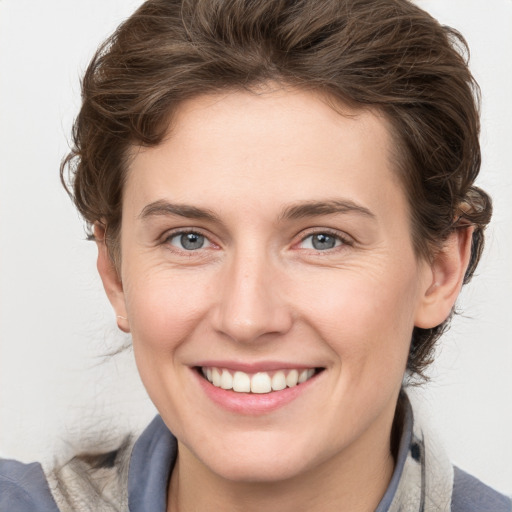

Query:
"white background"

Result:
[[0, 0, 511, 495]]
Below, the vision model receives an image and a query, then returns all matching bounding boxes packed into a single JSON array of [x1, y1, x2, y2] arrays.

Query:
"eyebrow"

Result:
[[138, 198, 375, 223], [279, 199, 376, 221], [139, 200, 220, 222]]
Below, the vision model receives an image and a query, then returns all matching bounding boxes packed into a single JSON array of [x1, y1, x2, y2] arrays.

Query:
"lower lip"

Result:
[[193, 369, 320, 415]]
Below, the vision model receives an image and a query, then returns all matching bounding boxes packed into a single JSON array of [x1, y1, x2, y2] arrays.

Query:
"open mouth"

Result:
[[197, 366, 324, 394]]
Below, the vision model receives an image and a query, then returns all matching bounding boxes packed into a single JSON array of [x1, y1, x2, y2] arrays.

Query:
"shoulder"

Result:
[[451, 466, 512, 512], [0, 439, 134, 512], [46, 436, 134, 512], [0, 458, 59, 512], [0, 417, 175, 512], [47, 417, 175, 512]]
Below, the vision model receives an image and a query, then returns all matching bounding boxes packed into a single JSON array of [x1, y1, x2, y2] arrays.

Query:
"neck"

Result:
[[167, 408, 398, 512]]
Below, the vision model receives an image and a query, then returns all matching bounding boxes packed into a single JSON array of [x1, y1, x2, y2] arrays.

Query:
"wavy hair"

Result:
[[62, 0, 492, 378]]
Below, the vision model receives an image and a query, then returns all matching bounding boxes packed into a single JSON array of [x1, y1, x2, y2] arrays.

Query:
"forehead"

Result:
[[124, 87, 407, 225]]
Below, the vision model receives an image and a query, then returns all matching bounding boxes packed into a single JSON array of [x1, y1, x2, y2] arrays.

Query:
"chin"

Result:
[[187, 430, 325, 483], [206, 454, 309, 483]]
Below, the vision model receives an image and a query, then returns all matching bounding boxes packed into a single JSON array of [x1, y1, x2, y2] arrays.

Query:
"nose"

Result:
[[210, 250, 293, 344]]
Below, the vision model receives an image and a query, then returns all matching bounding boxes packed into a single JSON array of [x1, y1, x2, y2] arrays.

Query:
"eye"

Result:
[[299, 232, 344, 251], [167, 231, 211, 251]]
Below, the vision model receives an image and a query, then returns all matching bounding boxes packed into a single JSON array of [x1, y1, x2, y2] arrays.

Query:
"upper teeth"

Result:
[[202, 367, 316, 394]]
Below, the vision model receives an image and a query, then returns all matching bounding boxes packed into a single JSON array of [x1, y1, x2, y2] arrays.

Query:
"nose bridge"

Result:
[[213, 244, 292, 343]]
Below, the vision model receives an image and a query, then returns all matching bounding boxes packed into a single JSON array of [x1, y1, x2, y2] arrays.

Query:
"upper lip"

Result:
[[193, 360, 323, 373]]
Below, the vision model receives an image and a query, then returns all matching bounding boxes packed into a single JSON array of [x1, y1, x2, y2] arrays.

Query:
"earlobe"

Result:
[[94, 224, 130, 333], [415, 226, 474, 329]]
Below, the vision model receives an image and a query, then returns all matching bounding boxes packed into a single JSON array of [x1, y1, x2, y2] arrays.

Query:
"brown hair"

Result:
[[61, 0, 492, 378]]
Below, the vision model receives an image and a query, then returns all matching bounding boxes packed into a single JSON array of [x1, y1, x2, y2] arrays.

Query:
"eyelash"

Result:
[[162, 229, 212, 250], [162, 227, 353, 255], [297, 229, 353, 253]]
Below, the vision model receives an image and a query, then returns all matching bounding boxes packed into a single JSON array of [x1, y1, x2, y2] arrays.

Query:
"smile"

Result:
[[200, 367, 318, 393]]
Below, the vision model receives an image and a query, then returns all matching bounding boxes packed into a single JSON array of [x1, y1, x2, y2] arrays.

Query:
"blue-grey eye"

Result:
[[169, 232, 210, 250], [301, 233, 341, 250]]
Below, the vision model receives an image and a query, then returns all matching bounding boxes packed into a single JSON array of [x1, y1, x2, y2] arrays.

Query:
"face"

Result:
[[106, 88, 438, 483]]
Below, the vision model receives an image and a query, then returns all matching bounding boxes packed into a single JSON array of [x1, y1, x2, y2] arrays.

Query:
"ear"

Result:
[[415, 226, 474, 329], [94, 224, 130, 333]]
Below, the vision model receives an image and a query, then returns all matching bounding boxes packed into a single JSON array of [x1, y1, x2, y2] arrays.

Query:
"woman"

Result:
[[1, 0, 510, 510]]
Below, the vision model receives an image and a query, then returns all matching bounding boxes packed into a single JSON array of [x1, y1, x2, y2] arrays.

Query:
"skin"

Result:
[[96, 87, 473, 512]]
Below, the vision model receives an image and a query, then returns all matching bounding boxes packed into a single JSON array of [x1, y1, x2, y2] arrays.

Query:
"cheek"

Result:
[[123, 267, 215, 353], [120, 267, 218, 419], [296, 265, 419, 372]]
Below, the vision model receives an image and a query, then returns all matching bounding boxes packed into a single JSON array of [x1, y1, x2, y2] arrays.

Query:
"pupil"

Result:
[[181, 233, 204, 250], [312, 233, 335, 250]]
